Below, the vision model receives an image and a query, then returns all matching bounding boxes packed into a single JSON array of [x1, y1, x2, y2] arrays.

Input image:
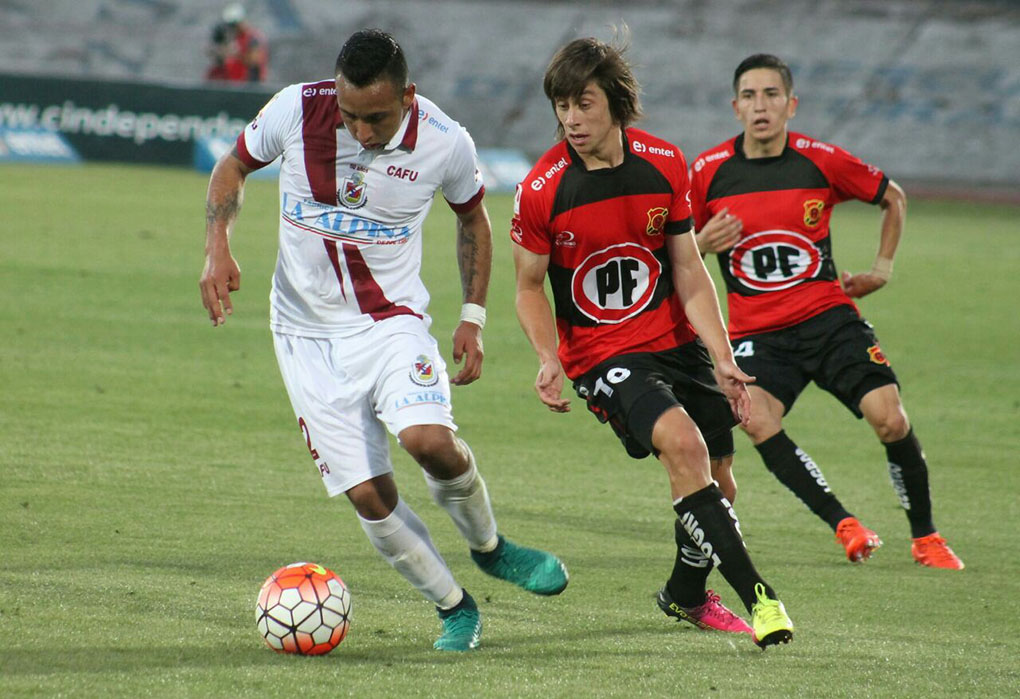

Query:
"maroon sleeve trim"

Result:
[[446, 185, 485, 214], [664, 217, 693, 236], [870, 175, 889, 205], [235, 132, 272, 171]]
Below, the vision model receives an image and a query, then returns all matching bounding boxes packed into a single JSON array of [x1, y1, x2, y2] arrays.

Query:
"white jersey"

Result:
[[236, 80, 485, 337]]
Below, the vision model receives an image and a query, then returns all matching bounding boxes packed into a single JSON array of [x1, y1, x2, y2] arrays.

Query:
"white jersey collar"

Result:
[[379, 98, 419, 153]]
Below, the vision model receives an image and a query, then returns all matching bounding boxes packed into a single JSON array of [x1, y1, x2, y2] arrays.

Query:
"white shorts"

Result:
[[272, 316, 457, 497]]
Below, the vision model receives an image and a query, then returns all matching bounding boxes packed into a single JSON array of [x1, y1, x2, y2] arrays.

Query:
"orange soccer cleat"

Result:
[[911, 532, 964, 570], [835, 517, 883, 563]]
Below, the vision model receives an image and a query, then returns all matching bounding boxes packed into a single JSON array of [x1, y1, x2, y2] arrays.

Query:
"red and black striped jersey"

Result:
[[511, 128, 698, 379], [689, 132, 888, 339]]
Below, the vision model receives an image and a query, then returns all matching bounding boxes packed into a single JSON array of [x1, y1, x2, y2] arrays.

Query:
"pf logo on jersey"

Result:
[[339, 171, 367, 209], [571, 243, 660, 324], [728, 230, 822, 292], [646, 207, 668, 236], [803, 199, 825, 228], [410, 354, 438, 386]]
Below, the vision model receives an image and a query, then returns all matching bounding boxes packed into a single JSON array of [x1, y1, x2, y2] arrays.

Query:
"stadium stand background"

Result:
[[1, 0, 1017, 194]]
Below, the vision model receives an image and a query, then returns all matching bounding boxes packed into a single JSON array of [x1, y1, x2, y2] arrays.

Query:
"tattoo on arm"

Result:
[[206, 189, 241, 228], [457, 219, 479, 298]]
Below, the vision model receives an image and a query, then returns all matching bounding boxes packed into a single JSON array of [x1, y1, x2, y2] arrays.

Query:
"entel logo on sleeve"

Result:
[[796, 138, 835, 154], [530, 157, 568, 191], [694, 149, 729, 172], [631, 140, 675, 157]]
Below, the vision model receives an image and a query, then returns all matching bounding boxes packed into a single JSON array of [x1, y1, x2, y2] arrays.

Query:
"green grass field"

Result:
[[2, 162, 1018, 697]]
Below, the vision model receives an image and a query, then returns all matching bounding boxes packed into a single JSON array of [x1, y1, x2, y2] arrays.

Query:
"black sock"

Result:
[[755, 430, 852, 530], [666, 518, 713, 608], [884, 428, 936, 538], [436, 588, 474, 616], [672, 484, 776, 613]]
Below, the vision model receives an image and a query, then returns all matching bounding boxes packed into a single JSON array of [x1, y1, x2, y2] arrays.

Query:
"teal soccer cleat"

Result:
[[470, 535, 569, 596], [434, 590, 482, 651]]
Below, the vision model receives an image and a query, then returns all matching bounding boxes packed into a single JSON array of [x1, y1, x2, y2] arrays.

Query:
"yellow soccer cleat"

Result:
[[750, 583, 794, 649]]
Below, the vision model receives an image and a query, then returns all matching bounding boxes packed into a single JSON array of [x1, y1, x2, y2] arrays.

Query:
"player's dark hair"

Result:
[[335, 29, 408, 89], [543, 34, 643, 140], [733, 54, 793, 95]]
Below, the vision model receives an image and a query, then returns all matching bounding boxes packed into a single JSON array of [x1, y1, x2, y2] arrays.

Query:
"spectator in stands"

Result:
[[205, 3, 268, 83]]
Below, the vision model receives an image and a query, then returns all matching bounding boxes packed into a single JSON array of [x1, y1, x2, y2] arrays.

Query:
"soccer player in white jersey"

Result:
[[199, 29, 568, 652]]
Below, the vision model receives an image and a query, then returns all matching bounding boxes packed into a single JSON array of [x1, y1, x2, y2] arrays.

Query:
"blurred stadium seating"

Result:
[[1, 0, 1017, 193]]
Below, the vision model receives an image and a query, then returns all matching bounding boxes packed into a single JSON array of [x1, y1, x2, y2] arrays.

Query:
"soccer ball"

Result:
[[255, 562, 351, 655]]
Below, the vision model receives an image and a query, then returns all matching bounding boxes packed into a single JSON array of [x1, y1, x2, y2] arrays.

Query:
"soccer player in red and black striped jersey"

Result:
[[512, 37, 794, 648], [688, 54, 963, 569]]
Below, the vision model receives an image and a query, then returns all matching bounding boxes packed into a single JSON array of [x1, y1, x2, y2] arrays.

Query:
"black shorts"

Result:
[[573, 341, 737, 460], [731, 305, 898, 418]]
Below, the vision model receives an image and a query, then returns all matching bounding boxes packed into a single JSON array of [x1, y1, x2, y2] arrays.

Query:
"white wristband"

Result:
[[459, 303, 486, 329], [870, 257, 893, 282]]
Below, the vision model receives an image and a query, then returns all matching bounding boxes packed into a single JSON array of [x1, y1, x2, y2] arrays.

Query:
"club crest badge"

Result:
[[339, 171, 368, 209], [867, 344, 890, 366], [803, 199, 825, 228], [410, 354, 438, 386], [646, 207, 669, 235]]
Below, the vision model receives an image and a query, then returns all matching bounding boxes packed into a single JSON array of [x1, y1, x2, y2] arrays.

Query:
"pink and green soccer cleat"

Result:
[[657, 587, 752, 634]]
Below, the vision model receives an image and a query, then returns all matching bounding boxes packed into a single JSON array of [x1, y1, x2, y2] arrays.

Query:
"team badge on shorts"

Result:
[[867, 344, 890, 366], [410, 354, 439, 386], [339, 171, 368, 209], [803, 199, 825, 228], [646, 207, 668, 235]]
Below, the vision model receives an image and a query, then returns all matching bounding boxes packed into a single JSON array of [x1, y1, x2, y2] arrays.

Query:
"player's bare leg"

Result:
[[859, 384, 910, 442], [653, 407, 790, 646], [400, 424, 569, 595], [744, 386, 880, 562], [346, 473, 478, 649], [859, 385, 963, 569], [711, 455, 737, 504], [400, 425, 497, 551]]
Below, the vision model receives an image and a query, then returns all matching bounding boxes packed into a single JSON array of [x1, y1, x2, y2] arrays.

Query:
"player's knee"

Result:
[[400, 425, 466, 476], [345, 479, 396, 520], [399, 425, 449, 461], [657, 429, 709, 477], [741, 412, 779, 444], [874, 409, 910, 443]]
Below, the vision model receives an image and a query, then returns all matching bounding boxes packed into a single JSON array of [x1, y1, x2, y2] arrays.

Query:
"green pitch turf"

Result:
[[1, 163, 1018, 697]]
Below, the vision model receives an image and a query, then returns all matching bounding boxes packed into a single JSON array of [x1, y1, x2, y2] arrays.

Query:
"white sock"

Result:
[[358, 498, 462, 608], [424, 445, 499, 553]]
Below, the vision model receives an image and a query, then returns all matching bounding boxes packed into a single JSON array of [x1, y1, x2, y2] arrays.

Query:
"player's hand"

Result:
[[199, 249, 241, 326], [451, 321, 484, 385], [535, 359, 571, 412], [696, 208, 742, 254], [714, 358, 756, 426], [840, 270, 887, 298]]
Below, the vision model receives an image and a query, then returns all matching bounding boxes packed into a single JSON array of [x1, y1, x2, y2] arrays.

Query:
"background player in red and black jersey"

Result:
[[689, 54, 962, 569], [512, 36, 794, 648]]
